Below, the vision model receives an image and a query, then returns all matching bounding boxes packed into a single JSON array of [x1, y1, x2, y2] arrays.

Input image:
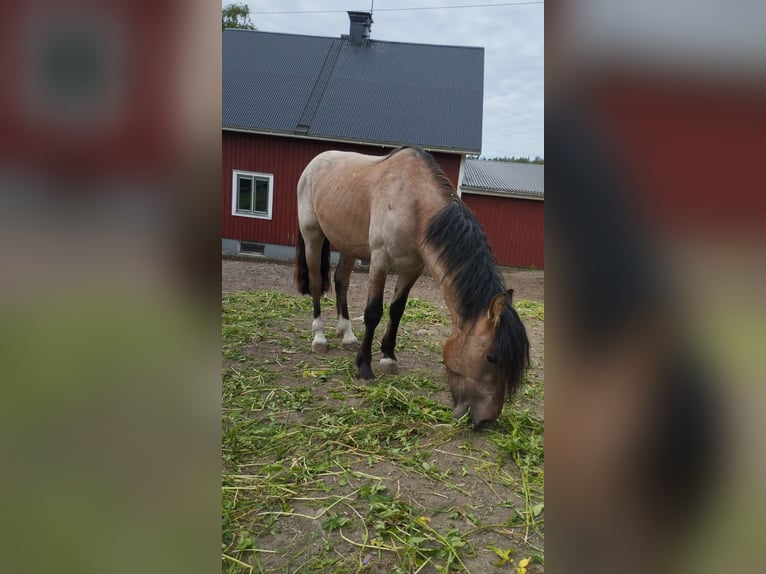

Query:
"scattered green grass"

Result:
[[488, 405, 545, 540], [400, 298, 447, 325], [222, 290, 544, 573], [514, 299, 544, 321]]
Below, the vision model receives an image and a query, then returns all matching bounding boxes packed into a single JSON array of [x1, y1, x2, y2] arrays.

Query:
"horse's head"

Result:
[[443, 290, 530, 428]]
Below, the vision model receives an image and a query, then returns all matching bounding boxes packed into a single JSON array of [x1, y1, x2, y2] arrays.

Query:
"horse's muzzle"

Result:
[[453, 402, 494, 429], [453, 402, 469, 420]]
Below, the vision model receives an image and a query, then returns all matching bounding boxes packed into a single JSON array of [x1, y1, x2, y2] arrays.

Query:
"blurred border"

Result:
[[0, 2, 221, 573], [546, 1, 766, 573]]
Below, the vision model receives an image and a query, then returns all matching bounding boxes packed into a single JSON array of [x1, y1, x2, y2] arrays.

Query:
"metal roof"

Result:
[[461, 159, 544, 198], [222, 29, 484, 153]]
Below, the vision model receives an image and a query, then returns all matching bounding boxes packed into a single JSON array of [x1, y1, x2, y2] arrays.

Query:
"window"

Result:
[[232, 170, 274, 219]]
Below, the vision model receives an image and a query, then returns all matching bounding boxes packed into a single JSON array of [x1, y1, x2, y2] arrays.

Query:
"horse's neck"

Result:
[[417, 196, 468, 327], [420, 247, 464, 326]]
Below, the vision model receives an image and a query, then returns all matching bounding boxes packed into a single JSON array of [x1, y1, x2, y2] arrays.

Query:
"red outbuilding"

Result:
[[460, 159, 544, 269]]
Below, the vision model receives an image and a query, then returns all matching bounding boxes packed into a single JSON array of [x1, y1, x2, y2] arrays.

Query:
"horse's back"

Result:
[[299, 151, 380, 205], [297, 151, 383, 259]]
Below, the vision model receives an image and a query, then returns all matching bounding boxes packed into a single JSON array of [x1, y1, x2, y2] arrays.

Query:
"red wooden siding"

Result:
[[462, 194, 544, 269], [222, 131, 462, 246]]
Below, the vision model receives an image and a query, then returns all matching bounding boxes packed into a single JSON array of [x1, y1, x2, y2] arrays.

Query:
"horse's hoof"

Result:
[[355, 365, 374, 381], [342, 339, 359, 350], [380, 357, 398, 374], [312, 341, 329, 353]]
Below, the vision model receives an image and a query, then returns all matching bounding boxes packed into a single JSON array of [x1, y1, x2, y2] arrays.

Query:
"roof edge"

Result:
[[223, 126, 480, 155], [460, 186, 544, 201], [222, 28, 485, 52]]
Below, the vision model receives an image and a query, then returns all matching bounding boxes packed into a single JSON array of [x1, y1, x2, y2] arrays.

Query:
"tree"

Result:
[[222, 3, 256, 31], [468, 155, 544, 164], [487, 155, 544, 164]]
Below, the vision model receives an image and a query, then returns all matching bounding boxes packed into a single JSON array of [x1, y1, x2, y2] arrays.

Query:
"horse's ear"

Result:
[[488, 292, 507, 329], [506, 288, 514, 304]]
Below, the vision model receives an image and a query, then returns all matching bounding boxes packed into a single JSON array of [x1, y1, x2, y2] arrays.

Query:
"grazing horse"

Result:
[[294, 146, 530, 427]]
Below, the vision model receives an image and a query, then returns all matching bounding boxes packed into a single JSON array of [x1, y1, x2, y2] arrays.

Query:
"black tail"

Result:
[[294, 232, 310, 294], [319, 238, 331, 293], [294, 230, 331, 295]]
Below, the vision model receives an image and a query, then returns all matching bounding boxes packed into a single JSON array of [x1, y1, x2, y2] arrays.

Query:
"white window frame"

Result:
[[231, 170, 274, 220]]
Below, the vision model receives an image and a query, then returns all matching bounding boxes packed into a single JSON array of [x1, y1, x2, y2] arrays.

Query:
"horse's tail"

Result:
[[319, 238, 331, 293], [294, 230, 331, 295], [294, 231, 309, 294]]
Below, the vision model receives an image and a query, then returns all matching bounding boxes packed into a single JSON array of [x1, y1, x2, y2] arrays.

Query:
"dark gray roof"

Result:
[[461, 159, 544, 198], [223, 29, 483, 153]]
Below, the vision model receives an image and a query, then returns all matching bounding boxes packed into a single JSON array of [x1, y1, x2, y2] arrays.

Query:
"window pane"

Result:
[[254, 178, 269, 213], [237, 176, 252, 212]]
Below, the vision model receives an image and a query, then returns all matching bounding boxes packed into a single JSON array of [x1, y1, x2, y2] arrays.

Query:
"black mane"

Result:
[[424, 200, 504, 322], [420, 158, 530, 399]]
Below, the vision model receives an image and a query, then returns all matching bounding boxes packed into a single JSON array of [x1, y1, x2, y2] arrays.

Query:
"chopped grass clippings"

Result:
[[222, 290, 544, 573]]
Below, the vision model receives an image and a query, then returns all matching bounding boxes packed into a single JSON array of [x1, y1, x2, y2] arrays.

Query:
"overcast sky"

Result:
[[226, 1, 544, 159]]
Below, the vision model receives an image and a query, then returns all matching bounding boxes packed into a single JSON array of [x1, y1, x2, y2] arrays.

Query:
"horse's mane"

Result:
[[416, 150, 530, 399], [424, 200, 502, 322]]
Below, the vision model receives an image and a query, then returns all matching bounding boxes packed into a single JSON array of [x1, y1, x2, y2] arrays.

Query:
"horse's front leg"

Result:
[[311, 298, 328, 353], [380, 272, 420, 374], [355, 265, 387, 380]]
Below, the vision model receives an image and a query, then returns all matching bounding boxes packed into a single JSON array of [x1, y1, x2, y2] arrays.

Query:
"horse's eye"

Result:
[[486, 354, 497, 364]]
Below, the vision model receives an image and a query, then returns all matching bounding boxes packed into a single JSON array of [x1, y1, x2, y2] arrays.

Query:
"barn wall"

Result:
[[222, 131, 462, 246], [462, 194, 544, 269]]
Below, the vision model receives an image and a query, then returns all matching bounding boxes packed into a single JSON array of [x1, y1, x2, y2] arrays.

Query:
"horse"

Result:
[[294, 146, 530, 427]]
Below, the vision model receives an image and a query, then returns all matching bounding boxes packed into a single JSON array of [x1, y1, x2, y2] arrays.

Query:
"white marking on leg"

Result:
[[336, 317, 358, 346], [335, 317, 350, 336], [312, 317, 328, 352], [380, 356, 398, 374]]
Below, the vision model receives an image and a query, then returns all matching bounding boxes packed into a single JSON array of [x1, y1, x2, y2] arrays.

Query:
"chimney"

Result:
[[347, 11, 372, 45]]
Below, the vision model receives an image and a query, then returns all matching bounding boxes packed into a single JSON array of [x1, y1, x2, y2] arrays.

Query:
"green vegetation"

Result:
[[514, 300, 544, 322], [222, 291, 544, 573], [223, 3, 256, 31]]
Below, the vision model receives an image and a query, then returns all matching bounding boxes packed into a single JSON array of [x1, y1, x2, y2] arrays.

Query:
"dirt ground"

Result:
[[222, 257, 544, 306], [222, 257, 545, 573]]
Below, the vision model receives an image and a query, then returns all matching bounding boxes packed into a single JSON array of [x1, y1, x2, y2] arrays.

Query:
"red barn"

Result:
[[222, 12, 481, 261]]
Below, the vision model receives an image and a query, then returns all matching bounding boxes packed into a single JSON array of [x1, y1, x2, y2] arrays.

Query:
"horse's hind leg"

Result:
[[380, 272, 420, 374], [334, 254, 358, 348], [304, 236, 330, 353]]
